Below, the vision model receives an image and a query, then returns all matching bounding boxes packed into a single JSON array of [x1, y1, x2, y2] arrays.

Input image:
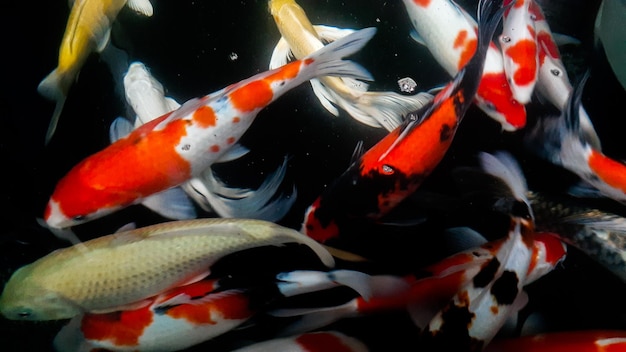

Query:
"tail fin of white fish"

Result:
[[276, 269, 376, 299], [182, 156, 297, 222], [38, 69, 71, 144]]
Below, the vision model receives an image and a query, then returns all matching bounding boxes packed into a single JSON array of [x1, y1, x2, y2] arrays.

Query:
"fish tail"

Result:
[[303, 27, 376, 83], [276, 269, 374, 299], [38, 68, 71, 144], [310, 78, 434, 131]]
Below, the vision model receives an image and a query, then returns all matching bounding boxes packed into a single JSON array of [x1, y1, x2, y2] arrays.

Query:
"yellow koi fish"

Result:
[[38, 0, 154, 144], [0, 218, 334, 321], [268, 0, 433, 132]]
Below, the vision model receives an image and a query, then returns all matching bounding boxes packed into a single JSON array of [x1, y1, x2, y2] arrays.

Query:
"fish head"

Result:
[[0, 266, 81, 321], [44, 196, 123, 229]]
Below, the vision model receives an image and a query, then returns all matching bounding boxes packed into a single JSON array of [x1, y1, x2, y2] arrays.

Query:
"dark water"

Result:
[[1, 0, 625, 350]]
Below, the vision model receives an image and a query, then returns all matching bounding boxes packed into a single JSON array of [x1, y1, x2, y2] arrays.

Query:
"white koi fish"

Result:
[[268, 0, 434, 132], [402, 0, 527, 131], [43, 27, 376, 229], [38, 0, 154, 144], [114, 61, 296, 222], [500, 0, 538, 104], [529, 0, 601, 150], [0, 218, 335, 321]]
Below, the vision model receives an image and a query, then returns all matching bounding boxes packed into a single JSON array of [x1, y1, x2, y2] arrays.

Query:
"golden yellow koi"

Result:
[[0, 218, 334, 321], [268, 0, 433, 131], [38, 0, 154, 144]]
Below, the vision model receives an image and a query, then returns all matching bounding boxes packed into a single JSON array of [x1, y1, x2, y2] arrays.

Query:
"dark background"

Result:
[[1, 0, 625, 350]]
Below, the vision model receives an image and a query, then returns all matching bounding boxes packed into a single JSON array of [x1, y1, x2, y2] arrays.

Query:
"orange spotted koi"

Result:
[[302, 0, 507, 244], [53, 270, 372, 351], [529, 0, 601, 149], [402, 0, 526, 131], [500, 0, 538, 104], [43, 27, 377, 229]]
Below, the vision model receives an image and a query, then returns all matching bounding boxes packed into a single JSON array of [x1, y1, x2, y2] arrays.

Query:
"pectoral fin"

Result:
[[127, 0, 154, 17]]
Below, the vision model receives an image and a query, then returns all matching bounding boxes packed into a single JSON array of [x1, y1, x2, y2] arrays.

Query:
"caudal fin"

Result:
[[38, 69, 70, 144]]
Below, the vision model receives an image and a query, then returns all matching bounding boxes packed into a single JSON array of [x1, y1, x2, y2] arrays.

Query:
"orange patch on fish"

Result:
[[412, 0, 432, 7], [505, 39, 537, 86], [193, 105, 217, 128], [52, 115, 192, 220], [166, 292, 252, 324], [588, 150, 626, 193], [81, 307, 154, 346], [455, 31, 477, 69], [536, 32, 559, 60], [477, 72, 526, 128]]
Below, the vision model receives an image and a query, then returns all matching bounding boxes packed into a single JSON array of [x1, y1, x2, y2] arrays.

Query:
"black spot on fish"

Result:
[[490, 270, 520, 305], [420, 303, 483, 351], [439, 123, 454, 142], [473, 257, 500, 288]]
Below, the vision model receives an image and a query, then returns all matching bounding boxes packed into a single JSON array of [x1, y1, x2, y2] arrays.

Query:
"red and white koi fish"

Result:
[[524, 72, 626, 205], [529, 0, 601, 149], [499, 0, 538, 104], [114, 61, 296, 222], [270, 229, 565, 336], [302, 0, 506, 244], [268, 0, 434, 131], [231, 331, 369, 352], [53, 267, 373, 351], [402, 0, 526, 131], [43, 27, 376, 229], [484, 329, 626, 352], [38, 0, 154, 144]]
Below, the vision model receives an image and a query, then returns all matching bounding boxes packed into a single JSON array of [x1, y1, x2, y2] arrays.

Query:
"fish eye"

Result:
[[72, 215, 86, 222], [381, 164, 395, 175]]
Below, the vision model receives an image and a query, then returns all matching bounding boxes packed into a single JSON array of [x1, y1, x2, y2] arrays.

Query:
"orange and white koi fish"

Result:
[[54, 271, 355, 352], [231, 331, 369, 352], [499, 0, 538, 104], [0, 218, 334, 321], [268, 0, 434, 131], [43, 27, 376, 229], [529, 0, 601, 149], [485, 329, 626, 352], [38, 0, 154, 144], [302, 0, 506, 244], [402, 0, 526, 131], [524, 72, 626, 205], [114, 61, 296, 222]]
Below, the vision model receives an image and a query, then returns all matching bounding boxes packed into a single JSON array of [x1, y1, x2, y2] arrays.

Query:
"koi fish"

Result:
[[524, 72, 626, 205], [38, 0, 154, 144], [529, 0, 601, 150], [499, 0, 538, 104], [402, 0, 526, 131], [268, 0, 434, 131], [270, 230, 565, 336], [0, 218, 334, 321], [115, 61, 296, 222], [43, 27, 377, 230], [302, 0, 506, 244], [485, 329, 626, 352], [231, 331, 369, 352], [54, 267, 374, 351]]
